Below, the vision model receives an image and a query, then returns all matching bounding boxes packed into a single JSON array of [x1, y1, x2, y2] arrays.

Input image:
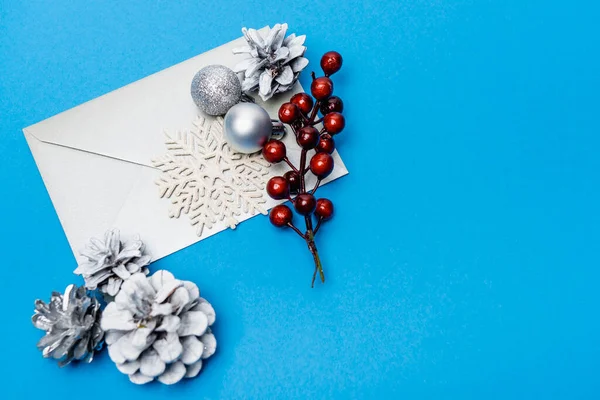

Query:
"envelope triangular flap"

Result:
[[23, 129, 145, 256]]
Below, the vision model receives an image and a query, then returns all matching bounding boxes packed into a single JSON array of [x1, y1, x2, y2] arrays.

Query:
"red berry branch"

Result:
[[261, 51, 344, 287]]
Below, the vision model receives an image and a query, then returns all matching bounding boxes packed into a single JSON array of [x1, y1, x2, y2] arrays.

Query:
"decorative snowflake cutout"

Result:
[[152, 116, 270, 236]]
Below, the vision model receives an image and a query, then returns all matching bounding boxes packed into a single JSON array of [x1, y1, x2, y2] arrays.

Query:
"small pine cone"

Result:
[[74, 229, 151, 297], [32, 284, 104, 366], [101, 270, 217, 385], [233, 23, 309, 101]]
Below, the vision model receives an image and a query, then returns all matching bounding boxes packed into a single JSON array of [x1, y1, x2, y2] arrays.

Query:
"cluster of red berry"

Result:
[[261, 51, 345, 287]]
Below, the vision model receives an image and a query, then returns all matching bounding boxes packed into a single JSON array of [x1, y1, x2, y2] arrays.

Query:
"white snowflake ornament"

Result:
[[152, 116, 270, 236]]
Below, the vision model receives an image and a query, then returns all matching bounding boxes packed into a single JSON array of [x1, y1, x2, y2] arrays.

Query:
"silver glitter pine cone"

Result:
[[233, 23, 309, 101], [101, 270, 217, 385], [74, 229, 151, 297], [32, 284, 104, 366]]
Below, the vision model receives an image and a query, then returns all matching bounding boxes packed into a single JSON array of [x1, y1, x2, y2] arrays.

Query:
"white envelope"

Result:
[[23, 34, 348, 261]]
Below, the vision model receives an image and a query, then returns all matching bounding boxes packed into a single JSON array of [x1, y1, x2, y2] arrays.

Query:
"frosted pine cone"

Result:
[[74, 229, 151, 297], [32, 284, 104, 366], [233, 23, 308, 101], [101, 270, 217, 385]]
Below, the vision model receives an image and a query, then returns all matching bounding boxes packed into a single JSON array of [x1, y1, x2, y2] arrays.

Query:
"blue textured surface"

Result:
[[1, 1, 599, 398]]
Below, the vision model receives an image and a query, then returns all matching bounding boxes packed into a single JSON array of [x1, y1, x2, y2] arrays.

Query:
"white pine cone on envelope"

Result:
[[100, 270, 216, 385], [233, 23, 309, 101]]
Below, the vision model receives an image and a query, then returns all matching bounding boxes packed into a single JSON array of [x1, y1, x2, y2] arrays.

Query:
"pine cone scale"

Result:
[[140, 349, 165, 377], [185, 359, 203, 378], [117, 360, 140, 374]]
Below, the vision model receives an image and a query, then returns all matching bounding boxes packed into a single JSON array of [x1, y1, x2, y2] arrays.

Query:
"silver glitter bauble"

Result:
[[191, 65, 242, 116], [223, 103, 272, 154]]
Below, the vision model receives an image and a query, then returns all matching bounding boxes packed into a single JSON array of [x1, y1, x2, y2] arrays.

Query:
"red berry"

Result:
[[320, 51, 343, 76], [315, 198, 334, 220], [310, 77, 334, 100], [266, 176, 289, 200], [324, 112, 345, 135], [269, 205, 293, 227], [278, 103, 300, 124], [296, 126, 319, 149], [320, 96, 344, 115], [284, 170, 301, 194], [316, 134, 335, 154], [294, 193, 316, 215], [310, 153, 334, 179], [262, 140, 286, 163], [290, 93, 314, 115]]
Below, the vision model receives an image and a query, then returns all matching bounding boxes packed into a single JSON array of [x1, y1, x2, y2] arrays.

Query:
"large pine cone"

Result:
[[74, 229, 151, 297], [101, 270, 217, 385], [32, 284, 104, 366]]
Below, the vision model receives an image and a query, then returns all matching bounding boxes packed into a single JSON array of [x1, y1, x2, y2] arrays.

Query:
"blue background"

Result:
[[1, 1, 598, 398]]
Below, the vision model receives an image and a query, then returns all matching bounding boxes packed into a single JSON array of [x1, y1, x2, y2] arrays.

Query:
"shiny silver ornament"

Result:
[[224, 102, 273, 154], [190, 65, 242, 116]]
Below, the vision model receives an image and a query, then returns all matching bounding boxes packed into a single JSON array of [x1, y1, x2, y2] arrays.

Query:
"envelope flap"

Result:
[[24, 31, 289, 168]]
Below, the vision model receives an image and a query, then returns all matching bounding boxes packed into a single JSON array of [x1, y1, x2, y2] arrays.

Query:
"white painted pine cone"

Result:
[[233, 23, 309, 101], [74, 229, 151, 297], [101, 270, 217, 385]]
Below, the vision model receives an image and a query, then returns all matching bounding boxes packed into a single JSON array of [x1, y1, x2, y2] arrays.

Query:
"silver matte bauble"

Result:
[[224, 103, 272, 154], [191, 65, 242, 116]]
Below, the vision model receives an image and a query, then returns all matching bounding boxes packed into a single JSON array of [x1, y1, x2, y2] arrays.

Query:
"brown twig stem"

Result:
[[314, 217, 323, 235], [299, 149, 307, 192], [306, 230, 325, 287], [304, 215, 313, 231], [309, 101, 321, 123], [283, 157, 299, 173], [311, 179, 322, 195], [287, 222, 306, 239]]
